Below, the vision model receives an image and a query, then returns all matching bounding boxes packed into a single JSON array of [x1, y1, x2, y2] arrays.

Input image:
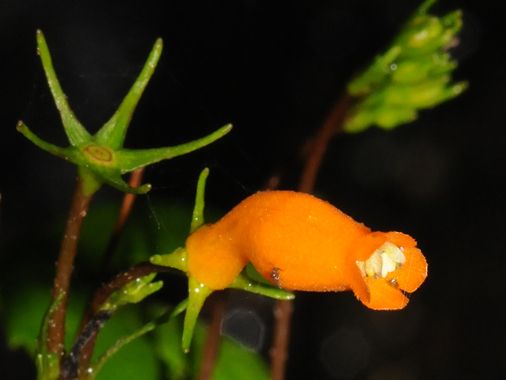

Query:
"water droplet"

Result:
[[222, 308, 265, 351]]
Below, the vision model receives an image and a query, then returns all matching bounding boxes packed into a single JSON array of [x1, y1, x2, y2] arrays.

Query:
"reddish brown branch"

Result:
[[74, 169, 146, 377], [270, 93, 353, 380], [197, 298, 225, 380], [115, 169, 144, 230], [270, 300, 294, 380], [299, 94, 353, 193], [102, 168, 145, 270], [48, 178, 93, 358]]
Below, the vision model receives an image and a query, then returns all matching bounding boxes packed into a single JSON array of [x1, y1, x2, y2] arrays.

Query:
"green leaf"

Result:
[[2, 283, 87, 355], [4, 284, 51, 355]]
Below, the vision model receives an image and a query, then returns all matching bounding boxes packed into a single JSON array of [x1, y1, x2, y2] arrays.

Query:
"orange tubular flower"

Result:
[[186, 190, 427, 310]]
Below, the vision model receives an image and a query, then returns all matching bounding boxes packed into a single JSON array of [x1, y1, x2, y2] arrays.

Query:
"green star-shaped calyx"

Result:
[[17, 30, 232, 195]]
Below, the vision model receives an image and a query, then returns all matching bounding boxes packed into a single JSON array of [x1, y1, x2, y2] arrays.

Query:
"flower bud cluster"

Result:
[[345, 0, 466, 132]]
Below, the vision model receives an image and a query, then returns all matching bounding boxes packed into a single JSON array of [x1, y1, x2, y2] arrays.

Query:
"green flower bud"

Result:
[[390, 53, 456, 84], [101, 274, 163, 312], [345, 0, 466, 132], [397, 15, 444, 55]]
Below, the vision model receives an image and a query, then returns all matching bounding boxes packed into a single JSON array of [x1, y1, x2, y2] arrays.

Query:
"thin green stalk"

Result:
[[102, 168, 145, 272], [298, 94, 352, 193], [87, 324, 154, 380], [86, 300, 188, 380]]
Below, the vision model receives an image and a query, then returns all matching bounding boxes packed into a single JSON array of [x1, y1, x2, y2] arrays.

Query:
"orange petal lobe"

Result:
[[347, 265, 370, 304], [384, 231, 417, 249], [394, 246, 428, 293], [361, 277, 409, 310]]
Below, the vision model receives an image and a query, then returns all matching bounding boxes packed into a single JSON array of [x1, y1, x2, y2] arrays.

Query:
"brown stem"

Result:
[[47, 178, 93, 359], [270, 93, 353, 380], [197, 298, 225, 380], [71, 169, 144, 378], [299, 94, 353, 193], [102, 169, 145, 270], [270, 300, 294, 380]]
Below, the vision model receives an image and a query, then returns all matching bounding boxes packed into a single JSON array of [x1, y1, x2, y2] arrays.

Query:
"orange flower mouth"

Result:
[[356, 241, 406, 279], [353, 232, 428, 310]]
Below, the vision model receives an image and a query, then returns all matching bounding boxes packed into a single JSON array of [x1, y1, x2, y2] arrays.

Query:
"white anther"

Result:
[[356, 241, 406, 279]]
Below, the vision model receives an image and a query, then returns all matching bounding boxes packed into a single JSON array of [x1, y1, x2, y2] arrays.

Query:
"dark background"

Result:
[[1, 0, 505, 379]]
